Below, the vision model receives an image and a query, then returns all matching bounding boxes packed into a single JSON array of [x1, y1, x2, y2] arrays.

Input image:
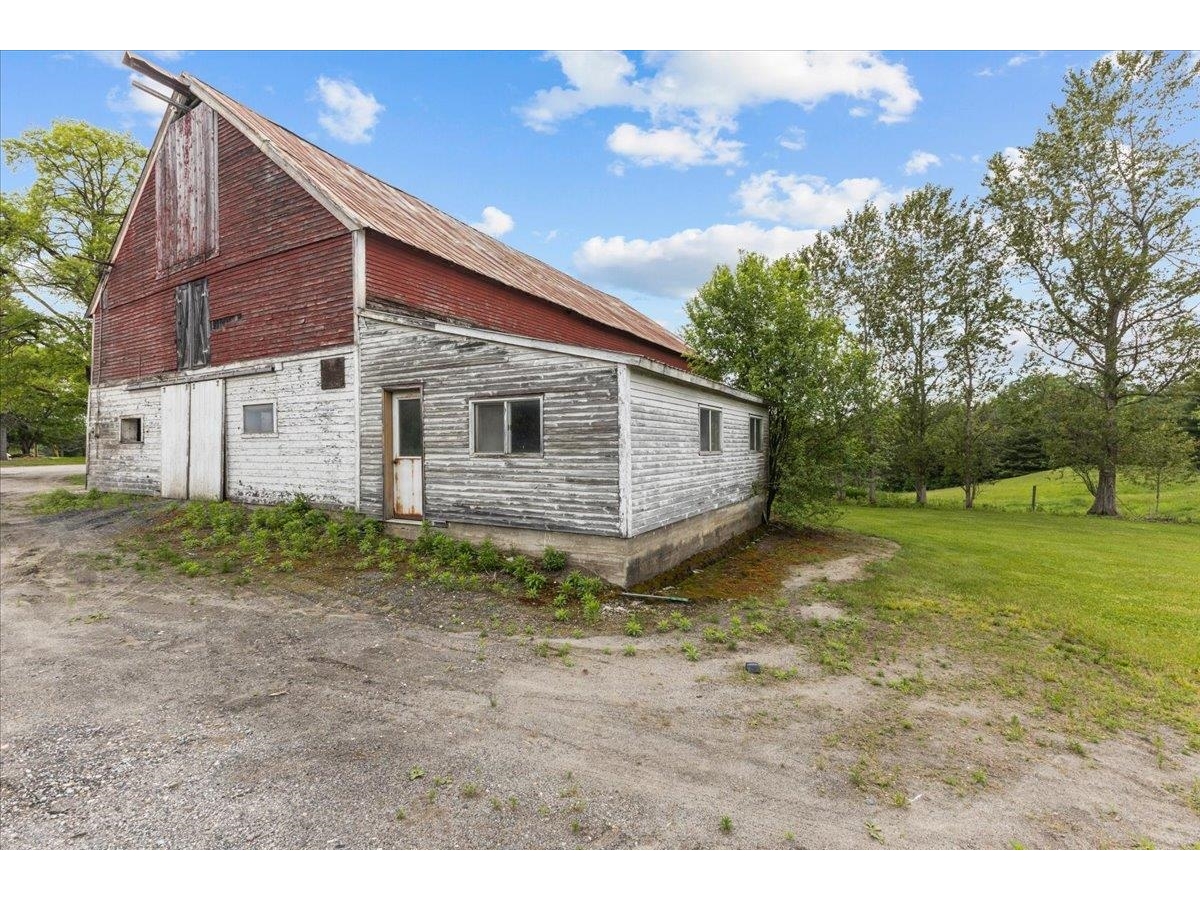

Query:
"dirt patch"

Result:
[[783, 537, 898, 592], [634, 523, 885, 603], [3, 485, 1197, 849]]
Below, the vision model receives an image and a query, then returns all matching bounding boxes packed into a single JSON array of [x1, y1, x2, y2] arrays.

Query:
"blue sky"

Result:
[[1, 49, 1111, 330]]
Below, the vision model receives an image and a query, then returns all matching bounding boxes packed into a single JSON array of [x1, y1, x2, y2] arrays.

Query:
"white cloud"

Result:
[[606, 123, 743, 168], [522, 51, 920, 169], [105, 76, 168, 128], [89, 51, 125, 68], [903, 149, 942, 175], [471, 206, 515, 237], [574, 222, 817, 300], [778, 127, 807, 151], [89, 50, 186, 69], [734, 171, 905, 228], [313, 76, 384, 144], [848, 106, 870, 118], [978, 50, 1047, 77]]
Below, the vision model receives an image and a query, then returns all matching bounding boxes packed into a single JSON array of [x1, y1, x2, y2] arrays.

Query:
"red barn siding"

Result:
[[365, 233, 689, 370], [95, 108, 353, 383]]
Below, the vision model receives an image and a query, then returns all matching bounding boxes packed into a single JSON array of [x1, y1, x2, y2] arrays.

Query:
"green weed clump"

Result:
[[30, 489, 145, 515]]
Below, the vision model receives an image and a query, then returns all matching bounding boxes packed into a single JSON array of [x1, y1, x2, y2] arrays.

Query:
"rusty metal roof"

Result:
[[183, 76, 689, 357]]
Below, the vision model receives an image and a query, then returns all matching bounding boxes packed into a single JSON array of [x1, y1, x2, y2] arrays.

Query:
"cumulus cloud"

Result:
[[607, 123, 743, 168], [903, 149, 942, 175], [734, 171, 905, 228], [106, 76, 168, 128], [778, 127, 807, 151], [574, 222, 817, 300], [521, 51, 920, 169], [471, 206, 515, 237], [313, 76, 384, 144]]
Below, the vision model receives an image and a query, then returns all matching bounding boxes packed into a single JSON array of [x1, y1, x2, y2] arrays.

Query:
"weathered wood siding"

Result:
[[87, 347, 357, 507], [87, 384, 163, 495], [95, 106, 353, 383], [628, 368, 766, 536], [224, 348, 358, 507], [156, 104, 219, 273], [358, 317, 622, 535], [365, 232, 689, 370]]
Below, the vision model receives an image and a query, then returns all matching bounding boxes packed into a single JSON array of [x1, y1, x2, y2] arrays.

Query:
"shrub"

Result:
[[523, 571, 547, 598], [581, 594, 601, 622], [540, 546, 568, 571]]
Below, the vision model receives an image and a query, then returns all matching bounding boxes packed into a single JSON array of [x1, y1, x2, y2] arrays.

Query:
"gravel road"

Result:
[[2, 466, 1196, 849]]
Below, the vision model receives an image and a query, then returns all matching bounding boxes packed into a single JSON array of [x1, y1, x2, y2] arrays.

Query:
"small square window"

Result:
[[700, 406, 722, 453], [320, 356, 346, 390], [119, 417, 142, 444], [243, 402, 275, 435], [749, 416, 764, 452]]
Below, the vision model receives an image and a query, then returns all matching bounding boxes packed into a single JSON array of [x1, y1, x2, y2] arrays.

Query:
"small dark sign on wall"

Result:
[[321, 356, 346, 390]]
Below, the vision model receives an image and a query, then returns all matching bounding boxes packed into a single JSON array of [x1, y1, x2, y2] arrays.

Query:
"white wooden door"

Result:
[[161, 384, 191, 499], [160, 379, 224, 500], [391, 393, 423, 518], [188, 379, 225, 500]]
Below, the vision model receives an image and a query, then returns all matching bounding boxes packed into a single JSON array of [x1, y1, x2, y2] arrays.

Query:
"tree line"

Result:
[[1, 120, 146, 457], [686, 51, 1200, 519]]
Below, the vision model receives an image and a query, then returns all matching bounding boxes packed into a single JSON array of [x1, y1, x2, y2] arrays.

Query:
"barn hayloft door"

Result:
[[161, 380, 225, 500], [388, 391, 423, 519]]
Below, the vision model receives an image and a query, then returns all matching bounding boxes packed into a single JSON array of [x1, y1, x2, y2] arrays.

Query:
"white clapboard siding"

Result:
[[88, 384, 164, 495], [628, 368, 767, 536], [358, 318, 622, 535], [224, 352, 358, 507]]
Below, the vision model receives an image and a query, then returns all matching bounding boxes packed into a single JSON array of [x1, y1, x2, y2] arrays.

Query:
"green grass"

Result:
[[896, 468, 1199, 522], [1, 455, 85, 467], [28, 488, 146, 514], [835, 506, 1200, 736]]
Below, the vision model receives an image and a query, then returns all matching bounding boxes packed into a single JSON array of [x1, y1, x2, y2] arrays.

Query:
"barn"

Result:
[[86, 55, 768, 586]]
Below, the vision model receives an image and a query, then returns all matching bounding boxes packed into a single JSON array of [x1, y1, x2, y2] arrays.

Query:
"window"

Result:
[[119, 417, 142, 444], [243, 402, 275, 435], [157, 104, 218, 272], [699, 406, 722, 453], [472, 397, 542, 455], [175, 278, 210, 370], [320, 356, 346, 390], [749, 416, 764, 452]]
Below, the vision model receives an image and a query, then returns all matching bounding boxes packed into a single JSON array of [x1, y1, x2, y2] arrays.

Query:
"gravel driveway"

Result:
[[2, 466, 1196, 849]]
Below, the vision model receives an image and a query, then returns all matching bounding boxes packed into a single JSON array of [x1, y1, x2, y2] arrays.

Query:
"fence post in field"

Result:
[[1031, 485, 1037, 512]]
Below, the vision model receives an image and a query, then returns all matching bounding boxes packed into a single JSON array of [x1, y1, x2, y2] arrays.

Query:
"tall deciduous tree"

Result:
[[811, 186, 970, 505], [1, 120, 147, 367], [939, 202, 1013, 507], [985, 51, 1200, 516], [684, 251, 850, 522]]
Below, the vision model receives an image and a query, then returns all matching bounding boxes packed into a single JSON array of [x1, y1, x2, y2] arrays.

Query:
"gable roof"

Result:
[[142, 72, 687, 358]]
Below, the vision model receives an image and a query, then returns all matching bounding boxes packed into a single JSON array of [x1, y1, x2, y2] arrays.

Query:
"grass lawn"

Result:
[[0, 456, 85, 467], [903, 467, 1200, 522], [834, 506, 1200, 737]]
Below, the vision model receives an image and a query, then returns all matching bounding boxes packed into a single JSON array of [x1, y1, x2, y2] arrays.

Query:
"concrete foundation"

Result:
[[384, 496, 764, 587]]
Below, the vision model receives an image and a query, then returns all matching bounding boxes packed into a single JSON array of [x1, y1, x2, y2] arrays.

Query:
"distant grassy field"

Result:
[[835, 506, 1200, 736], [890, 468, 1200, 522], [0, 456, 85, 468]]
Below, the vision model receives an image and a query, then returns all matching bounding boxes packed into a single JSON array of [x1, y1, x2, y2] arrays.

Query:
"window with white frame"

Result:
[[749, 415, 764, 452], [699, 405, 722, 453], [472, 397, 542, 455], [242, 402, 276, 435], [119, 417, 143, 444]]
